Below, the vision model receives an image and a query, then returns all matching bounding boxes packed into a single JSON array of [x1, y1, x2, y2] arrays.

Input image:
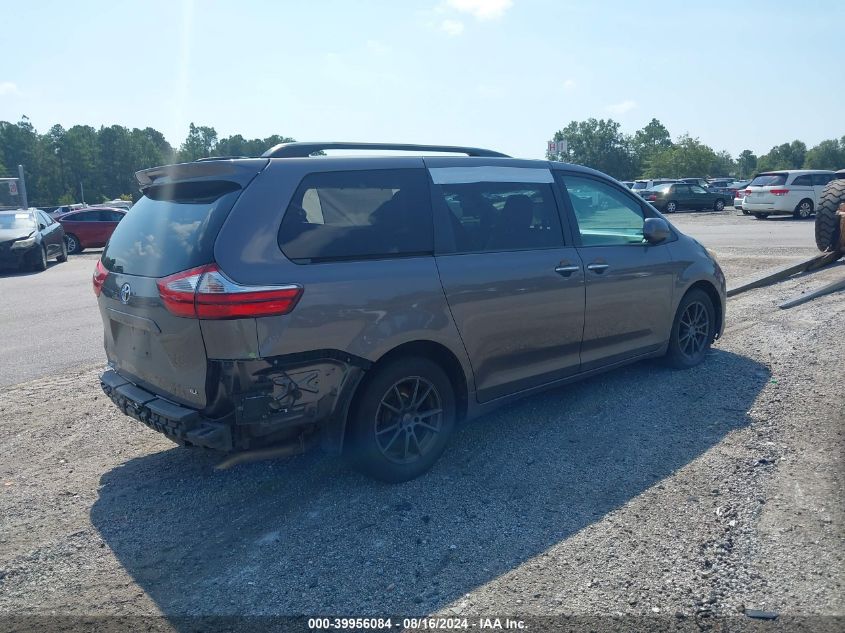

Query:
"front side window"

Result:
[[431, 177, 563, 253], [812, 174, 833, 186], [278, 169, 432, 262], [559, 174, 646, 246]]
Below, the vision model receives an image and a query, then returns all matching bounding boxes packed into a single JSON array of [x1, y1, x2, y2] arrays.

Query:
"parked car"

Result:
[[680, 177, 710, 188], [0, 208, 67, 271], [620, 181, 634, 189], [726, 180, 752, 213], [640, 182, 729, 213], [96, 142, 726, 482], [48, 203, 85, 217], [631, 179, 678, 193], [100, 199, 133, 211], [57, 207, 126, 253], [742, 170, 837, 219]]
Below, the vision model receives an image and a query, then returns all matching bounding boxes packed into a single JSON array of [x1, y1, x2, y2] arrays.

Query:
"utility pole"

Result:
[[80, 181, 85, 205], [17, 165, 28, 209]]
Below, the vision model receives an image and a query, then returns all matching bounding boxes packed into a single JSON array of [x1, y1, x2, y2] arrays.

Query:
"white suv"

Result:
[[742, 170, 836, 219]]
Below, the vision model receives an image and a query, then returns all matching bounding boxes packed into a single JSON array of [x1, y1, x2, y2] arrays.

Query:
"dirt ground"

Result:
[[0, 211, 842, 631]]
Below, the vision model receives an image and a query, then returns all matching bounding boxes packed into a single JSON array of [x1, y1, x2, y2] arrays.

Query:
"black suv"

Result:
[[97, 142, 725, 481]]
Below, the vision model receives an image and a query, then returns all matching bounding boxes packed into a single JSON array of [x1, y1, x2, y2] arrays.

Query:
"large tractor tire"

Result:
[[815, 178, 845, 252]]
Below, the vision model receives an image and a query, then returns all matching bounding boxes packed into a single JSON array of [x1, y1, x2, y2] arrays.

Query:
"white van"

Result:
[[742, 170, 836, 219]]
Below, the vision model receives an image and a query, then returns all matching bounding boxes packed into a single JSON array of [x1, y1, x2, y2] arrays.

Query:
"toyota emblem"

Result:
[[119, 283, 132, 304]]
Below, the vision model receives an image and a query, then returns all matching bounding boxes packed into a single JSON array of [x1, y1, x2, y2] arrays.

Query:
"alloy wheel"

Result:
[[678, 300, 710, 359], [66, 235, 77, 253], [374, 376, 443, 464], [798, 202, 812, 218], [666, 202, 677, 213]]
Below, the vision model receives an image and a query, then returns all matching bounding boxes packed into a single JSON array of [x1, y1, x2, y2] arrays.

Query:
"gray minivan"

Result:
[[97, 142, 726, 482]]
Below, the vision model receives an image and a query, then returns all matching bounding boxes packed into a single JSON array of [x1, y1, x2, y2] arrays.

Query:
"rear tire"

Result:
[[714, 199, 725, 212], [348, 357, 456, 483], [65, 234, 82, 254], [664, 201, 678, 213], [815, 178, 844, 251], [664, 289, 716, 369], [753, 213, 770, 219], [794, 199, 814, 219]]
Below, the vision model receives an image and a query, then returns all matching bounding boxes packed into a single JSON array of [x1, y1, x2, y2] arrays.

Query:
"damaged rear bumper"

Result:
[[100, 350, 369, 453], [101, 370, 235, 450]]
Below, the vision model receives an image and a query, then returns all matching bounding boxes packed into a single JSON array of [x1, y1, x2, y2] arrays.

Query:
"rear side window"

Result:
[[102, 181, 240, 277], [433, 180, 563, 253], [278, 169, 432, 262], [791, 175, 813, 186], [749, 174, 787, 187]]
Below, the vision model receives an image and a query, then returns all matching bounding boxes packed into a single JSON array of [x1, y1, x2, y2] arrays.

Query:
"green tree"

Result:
[[736, 150, 757, 178], [709, 150, 736, 178], [803, 138, 844, 170], [757, 140, 807, 172], [644, 135, 719, 178], [548, 118, 636, 180], [178, 123, 218, 162]]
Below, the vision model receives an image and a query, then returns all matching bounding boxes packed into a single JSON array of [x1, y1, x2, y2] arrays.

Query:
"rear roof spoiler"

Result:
[[261, 142, 510, 158], [135, 158, 269, 188]]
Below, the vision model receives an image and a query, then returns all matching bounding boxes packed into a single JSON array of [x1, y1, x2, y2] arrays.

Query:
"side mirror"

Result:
[[38, 223, 47, 231], [643, 217, 671, 244]]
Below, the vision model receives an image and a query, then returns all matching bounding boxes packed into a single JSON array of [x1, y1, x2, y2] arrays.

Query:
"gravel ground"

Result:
[[0, 211, 842, 631]]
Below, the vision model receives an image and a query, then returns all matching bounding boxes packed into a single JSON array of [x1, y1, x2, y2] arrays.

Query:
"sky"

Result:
[[1, 0, 843, 160]]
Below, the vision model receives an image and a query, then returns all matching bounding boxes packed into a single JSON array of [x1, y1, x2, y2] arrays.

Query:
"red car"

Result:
[[56, 207, 126, 254]]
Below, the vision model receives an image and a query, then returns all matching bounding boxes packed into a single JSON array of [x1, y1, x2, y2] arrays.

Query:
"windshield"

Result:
[[0, 212, 36, 231], [749, 174, 788, 187], [632, 182, 648, 190]]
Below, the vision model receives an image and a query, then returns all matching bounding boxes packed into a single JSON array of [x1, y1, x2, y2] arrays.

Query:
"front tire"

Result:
[[794, 199, 813, 219], [32, 245, 48, 272], [56, 239, 68, 263], [348, 357, 456, 483], [665, 289, 716, 369]]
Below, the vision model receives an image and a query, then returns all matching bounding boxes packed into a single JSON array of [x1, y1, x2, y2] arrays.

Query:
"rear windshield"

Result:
[[652, 183, 672, 192], [749, 174, 787, 187], [102, 181, 240, 277], [278, 169, 432, 262]]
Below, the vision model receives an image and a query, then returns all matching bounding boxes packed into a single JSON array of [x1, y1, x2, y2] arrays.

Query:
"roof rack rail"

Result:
[[261, 142, 510, 158], [195, 155, 250, 162]]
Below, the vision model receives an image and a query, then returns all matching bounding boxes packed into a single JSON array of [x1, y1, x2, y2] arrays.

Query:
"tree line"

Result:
[[0, 117, 293, 207], [2, 115, 843, 207], [548, 118, 845, 181]]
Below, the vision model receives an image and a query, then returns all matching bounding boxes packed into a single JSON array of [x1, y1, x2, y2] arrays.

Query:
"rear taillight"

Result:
[[647, 194, 657, 201], [769, 188, 790, 196], [744, 189, 752, 196], [93, 260, 109, 297], [156, 264, 302, 319]]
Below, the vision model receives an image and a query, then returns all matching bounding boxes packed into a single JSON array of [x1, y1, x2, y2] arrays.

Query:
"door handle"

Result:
[[586, 262, 609, 273], [554, 265, 580, 277]]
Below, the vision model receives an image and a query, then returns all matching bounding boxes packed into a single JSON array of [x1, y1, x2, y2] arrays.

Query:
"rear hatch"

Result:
[[744, 172, 788, 207], [96, 159, 267, 409]]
